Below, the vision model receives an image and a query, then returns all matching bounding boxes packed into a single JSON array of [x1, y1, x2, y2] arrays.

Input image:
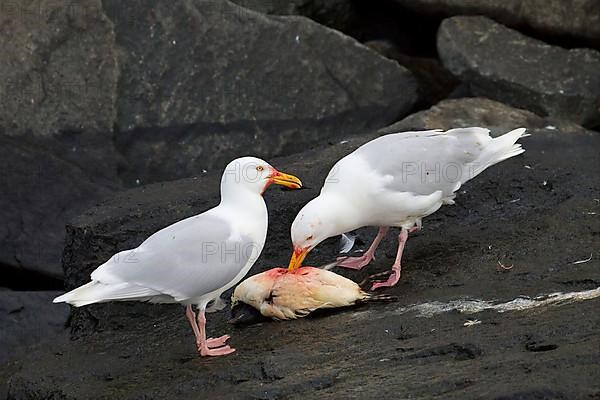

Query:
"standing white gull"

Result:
[[288, 127, 527, 289], [54, 157, 302, 357]]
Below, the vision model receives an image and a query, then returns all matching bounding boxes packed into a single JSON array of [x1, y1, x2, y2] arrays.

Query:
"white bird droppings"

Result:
[[572, 254, 593, 265], [393, 287, 600, 318]]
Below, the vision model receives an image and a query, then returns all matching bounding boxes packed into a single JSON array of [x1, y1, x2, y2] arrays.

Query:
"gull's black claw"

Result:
[[358, 270, 393, 289]]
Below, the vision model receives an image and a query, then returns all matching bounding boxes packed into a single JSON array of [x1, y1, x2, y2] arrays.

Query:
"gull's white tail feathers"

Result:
[[53, 281, 160, 307], [470, 128, 527, 180]]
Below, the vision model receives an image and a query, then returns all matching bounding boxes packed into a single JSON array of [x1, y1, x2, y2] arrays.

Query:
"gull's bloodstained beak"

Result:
[[288, 246, 308, 271], [269, 169, 302, 190]]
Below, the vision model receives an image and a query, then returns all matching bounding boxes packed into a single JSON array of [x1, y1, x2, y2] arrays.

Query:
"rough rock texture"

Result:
[[390, 0, 600, 45], [106, 0, 416, 184], [1, 0, 415, 180], [0, 0, 118, 138], [0, 290, 70, 364], [231, 0, 357, 31], [5, 99, 599, 399], [0, 134, 121, 277], [437, 16, 600, 128]]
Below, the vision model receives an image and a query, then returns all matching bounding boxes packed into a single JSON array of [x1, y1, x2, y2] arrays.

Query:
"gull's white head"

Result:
[[288, 195, 350, 270], [220, 156, 302, 197]]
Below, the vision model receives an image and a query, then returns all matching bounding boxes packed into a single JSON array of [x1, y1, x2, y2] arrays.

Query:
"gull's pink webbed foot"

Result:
[[336, 252, 375, 270], [200, 344, 236, 357], [371, 270, 400, 290], [205, 335, 230, 349]]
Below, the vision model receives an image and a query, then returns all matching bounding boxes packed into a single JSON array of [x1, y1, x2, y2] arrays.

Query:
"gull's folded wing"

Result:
[[90, 214, 254, 302]]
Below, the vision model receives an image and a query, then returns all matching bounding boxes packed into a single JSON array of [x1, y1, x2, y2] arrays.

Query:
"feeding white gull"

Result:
[[288, 127, 527, 289], [54, 156, 302, 357]]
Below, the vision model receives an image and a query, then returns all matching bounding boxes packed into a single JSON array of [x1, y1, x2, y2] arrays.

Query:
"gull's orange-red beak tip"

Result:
[[270, 169, 302, 190], [288, 246, 308, 271]]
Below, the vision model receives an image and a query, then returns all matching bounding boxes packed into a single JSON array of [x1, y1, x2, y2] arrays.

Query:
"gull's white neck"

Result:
[[205, 181, 269, 297], [216, 183, 268, 243]]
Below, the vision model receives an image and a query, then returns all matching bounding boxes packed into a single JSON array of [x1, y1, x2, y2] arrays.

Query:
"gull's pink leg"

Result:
[[185, 304, 202, 349], [336, 227, 389, 270], [196, 307, 235, 357], [371, 227, 411, 290]]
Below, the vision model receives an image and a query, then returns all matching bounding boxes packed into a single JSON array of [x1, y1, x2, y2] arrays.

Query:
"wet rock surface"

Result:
[[0, 290, 70, 364], [437, 16, 600, 128], [4, 99, 599, 399]]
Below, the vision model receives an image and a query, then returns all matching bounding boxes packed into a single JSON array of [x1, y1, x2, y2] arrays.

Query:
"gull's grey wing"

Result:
[[91, 213, 256, 301], [349, 128, 494, 196]]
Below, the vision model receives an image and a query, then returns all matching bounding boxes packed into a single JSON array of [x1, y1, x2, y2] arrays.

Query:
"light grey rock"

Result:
[[385, 97, 589, 135]]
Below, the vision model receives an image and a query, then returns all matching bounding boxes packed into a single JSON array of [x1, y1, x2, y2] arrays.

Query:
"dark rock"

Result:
[[106, 0, 417, 184], [1, 0, 416, 188], [494, 388, 568, 400], [230, 1, 441, 60], [437, 16, 600, 128], [230, 0, 358, 32], [0, 290, 70, 364], [0, 0, 124, 277], [389, 0, 600, 45], [365, 39, 459, 108], [0, 134, 121, 277], [0, 0, 118, 138]]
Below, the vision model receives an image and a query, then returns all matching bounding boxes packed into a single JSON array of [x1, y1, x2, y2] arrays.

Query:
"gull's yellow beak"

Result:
[[269, 169, 302, 189], [288, 246, 308, 271]]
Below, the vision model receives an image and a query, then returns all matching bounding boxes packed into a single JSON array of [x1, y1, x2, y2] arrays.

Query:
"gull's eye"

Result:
[[306, 235, 313, 241], [256, 165, 264, 172]]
